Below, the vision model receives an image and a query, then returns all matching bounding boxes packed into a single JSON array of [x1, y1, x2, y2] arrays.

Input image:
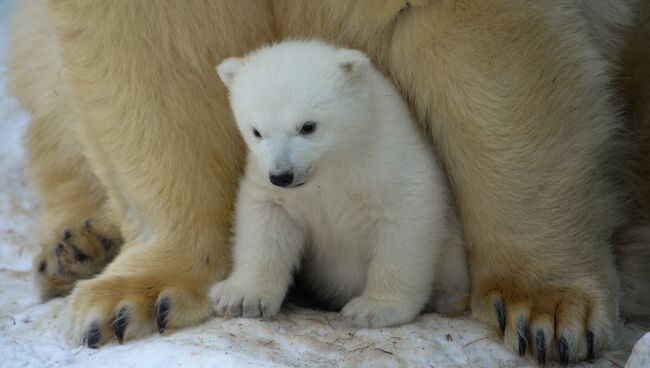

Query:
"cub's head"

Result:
[[217, 40, 372, 188]]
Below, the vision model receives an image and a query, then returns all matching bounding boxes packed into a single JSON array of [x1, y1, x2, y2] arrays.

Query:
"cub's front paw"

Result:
[[340, 295, 421, 328], [211, 280, 284, 319]]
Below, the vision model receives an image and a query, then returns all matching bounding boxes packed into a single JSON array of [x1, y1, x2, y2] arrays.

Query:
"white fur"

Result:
[[211, 40, 469, 328]]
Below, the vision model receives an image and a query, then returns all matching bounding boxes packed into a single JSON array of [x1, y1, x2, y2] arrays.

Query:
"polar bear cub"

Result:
[[212, 40, 469, 328]]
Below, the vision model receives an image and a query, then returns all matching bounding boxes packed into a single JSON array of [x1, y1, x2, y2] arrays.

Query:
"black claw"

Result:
[[113, 307, 129, 344], [63, 228, 72, 240], [494, 299, 506, 335], [156, 297, 170, 334], [559, 336, 569, 365], [586, 330, 595, 362], [516, 317, 528, 356], [37, 261, 46, 273], [535, 330, 546, 365], [84, 322, 101, 349]]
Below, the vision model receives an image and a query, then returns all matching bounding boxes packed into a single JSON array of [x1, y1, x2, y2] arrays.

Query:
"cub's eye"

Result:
[[252, 128, 262, 138], [299, 121, 317, 135]]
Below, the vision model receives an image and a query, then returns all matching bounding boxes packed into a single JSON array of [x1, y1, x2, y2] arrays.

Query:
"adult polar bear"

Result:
[[7, 0, 650, 363]]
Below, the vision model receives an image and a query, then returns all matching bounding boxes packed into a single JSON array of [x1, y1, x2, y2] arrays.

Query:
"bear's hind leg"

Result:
[[32, 203, 123, 301], [7, 0, 122, 300]]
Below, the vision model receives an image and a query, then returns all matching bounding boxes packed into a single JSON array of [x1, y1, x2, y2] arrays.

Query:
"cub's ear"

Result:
[[335, 48, 370, 75], [216, 57, 242, 89]]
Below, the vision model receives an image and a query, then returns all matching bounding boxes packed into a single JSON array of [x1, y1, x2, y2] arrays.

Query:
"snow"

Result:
[[0, 2, 648, 367]]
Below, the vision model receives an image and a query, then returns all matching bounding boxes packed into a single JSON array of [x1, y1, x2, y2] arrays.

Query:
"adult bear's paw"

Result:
[[472, 277, 618, 365], [34, 218, 122, 301], [64, 272, 213, 347]]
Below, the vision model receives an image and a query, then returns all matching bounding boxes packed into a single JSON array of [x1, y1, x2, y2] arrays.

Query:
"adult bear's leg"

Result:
[[388, 2, 629, 364], [46, 0, 274, 346], [274, 0, 631, 363], [617, 0, 650, 324], [7, 0, 122, 301]]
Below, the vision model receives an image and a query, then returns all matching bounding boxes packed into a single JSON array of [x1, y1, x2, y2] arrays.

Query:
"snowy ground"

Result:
[[0, 2, 648, 367]]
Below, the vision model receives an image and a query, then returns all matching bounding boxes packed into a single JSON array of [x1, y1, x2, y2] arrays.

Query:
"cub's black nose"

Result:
[[269, 172, 294, 187]]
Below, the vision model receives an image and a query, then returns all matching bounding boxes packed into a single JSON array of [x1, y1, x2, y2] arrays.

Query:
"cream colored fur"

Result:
[[6, 0, 649, 364], [8, 0, 275, 345], [271, 1, 639, 363], [6, 0, 116, 300]]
